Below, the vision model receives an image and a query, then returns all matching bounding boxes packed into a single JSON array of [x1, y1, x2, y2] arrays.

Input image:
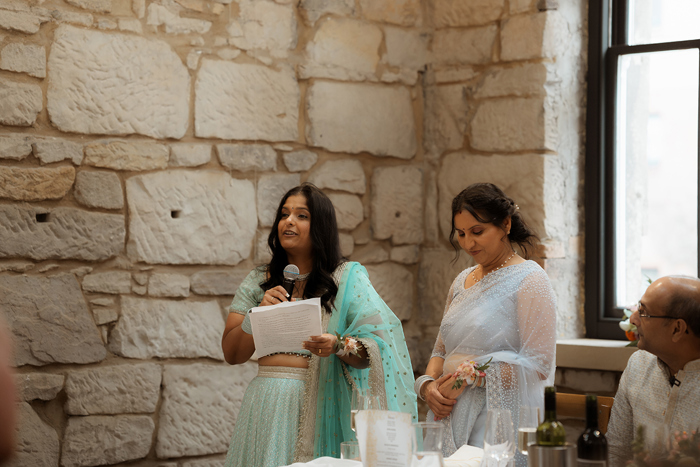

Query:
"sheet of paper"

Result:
[[249, 297, 323, 357], [355, 410, 413, 467]]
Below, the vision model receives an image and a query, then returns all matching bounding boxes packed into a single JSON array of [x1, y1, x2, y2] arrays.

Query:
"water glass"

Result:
[[482, 409, 515, 467], [350, 389, 361, 432], [412, 422, 445, 467], [351, 391, 385, 432], [517, 406, 540, 455], [340, 441, 361, 460]]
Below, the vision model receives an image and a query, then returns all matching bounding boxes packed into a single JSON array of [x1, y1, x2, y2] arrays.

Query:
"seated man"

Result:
[[607, 276, 700, 467]]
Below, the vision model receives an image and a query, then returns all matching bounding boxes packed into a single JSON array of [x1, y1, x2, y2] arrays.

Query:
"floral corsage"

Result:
[[334, 333, 361, 357], [452, 357, 493, 390]]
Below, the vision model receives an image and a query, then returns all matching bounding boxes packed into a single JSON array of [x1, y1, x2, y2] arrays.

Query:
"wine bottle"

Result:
[[577, 395, 608, 467], [536, 386, 566, 446]]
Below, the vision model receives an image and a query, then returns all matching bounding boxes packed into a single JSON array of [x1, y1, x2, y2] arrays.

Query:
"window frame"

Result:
[[585, 0, 700, 339]]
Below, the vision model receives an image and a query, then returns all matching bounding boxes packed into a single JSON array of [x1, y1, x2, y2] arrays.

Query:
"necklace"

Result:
[[297, 272, 310, 281], [472, 251, 516, 283]]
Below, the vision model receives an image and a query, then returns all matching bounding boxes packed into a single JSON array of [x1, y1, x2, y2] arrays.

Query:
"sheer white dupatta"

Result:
[[436, 261, 556, 462]]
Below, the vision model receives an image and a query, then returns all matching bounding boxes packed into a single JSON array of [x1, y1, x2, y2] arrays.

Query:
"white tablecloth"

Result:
[[444, 444, 484, 467], [281, 445, 484, 467], [283, 458, 362, 467]]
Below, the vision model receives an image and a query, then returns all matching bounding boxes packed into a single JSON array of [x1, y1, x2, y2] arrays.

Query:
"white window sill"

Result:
[[556, 338, 638, 372]]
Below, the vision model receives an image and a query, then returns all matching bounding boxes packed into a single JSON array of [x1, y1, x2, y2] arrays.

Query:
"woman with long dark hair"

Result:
[[222, 183, 416, 467], [414, 183, 556, 465]]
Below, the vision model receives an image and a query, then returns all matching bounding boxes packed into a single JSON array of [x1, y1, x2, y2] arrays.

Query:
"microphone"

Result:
[[282, 264, 299, 298], [669, 374, 681, 387]]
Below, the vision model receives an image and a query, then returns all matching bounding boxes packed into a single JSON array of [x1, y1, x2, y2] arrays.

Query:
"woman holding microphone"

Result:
[[222, 183, 416, 467]]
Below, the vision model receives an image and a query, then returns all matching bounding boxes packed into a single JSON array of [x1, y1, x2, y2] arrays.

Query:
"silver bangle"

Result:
[[414, 375, 435, 401], [471, 375, 486, 388]]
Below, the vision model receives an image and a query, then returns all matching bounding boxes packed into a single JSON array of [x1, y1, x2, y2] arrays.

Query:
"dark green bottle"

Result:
[[577, 395, 608, 466], [536, 386, 566, 446]]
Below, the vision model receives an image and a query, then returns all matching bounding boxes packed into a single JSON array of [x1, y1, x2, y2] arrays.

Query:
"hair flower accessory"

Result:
[[334, 333, 361, 357], [452, 357, 493, 390]]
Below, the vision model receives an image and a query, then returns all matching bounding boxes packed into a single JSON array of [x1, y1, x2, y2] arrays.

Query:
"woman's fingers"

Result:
[[425, 376, 457, 421], [435, 373, 452, 385], [433, 376, 457, 405], [427, 399, 452, 419], [261, 286, 289, 306], [302, 334, 337, 357], [430, 398, 454, 420]]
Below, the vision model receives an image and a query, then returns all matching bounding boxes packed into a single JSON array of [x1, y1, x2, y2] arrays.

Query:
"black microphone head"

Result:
[[283, 264, 300, 280]]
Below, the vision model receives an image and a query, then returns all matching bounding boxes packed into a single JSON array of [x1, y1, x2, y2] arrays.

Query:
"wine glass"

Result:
[[364, 394, 386, 410], [340, 441, 361, 460], [351, 391, 386, 432], [517, 406, 540, 455], [350, 389, 361, 433], [411, 422, 445, 467], [482, 409, 516, 467]]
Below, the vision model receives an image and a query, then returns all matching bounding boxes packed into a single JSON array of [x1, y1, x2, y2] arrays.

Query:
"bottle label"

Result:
[[577, 459, 606, 467]]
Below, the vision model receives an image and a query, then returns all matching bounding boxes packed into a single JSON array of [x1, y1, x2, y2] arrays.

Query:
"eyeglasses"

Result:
[[636, 302, 682, 320]]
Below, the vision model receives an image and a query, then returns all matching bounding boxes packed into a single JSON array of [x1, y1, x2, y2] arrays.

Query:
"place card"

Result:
[[355, 410, 413, 467]]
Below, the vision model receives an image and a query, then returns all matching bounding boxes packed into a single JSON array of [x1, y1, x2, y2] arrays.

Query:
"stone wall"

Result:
[[0, 0, 586, 465]]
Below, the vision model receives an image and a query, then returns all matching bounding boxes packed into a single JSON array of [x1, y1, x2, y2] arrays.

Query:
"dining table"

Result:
[[280, 444, 484, 467]]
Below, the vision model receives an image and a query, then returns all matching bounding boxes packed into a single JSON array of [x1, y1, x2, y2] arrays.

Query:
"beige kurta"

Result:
[[607, 350, 700, 467]]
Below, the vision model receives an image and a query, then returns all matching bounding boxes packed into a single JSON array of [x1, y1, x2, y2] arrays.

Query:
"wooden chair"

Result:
[[556, 393, 615, 434]]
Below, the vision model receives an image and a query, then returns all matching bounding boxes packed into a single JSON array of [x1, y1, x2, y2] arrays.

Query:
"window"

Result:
[[585, 0, 700, 338]]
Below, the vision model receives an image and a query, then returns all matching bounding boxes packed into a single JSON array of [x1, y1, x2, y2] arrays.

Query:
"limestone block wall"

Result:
[[0, 0, 586, 465], [420, 0, 588, 347]]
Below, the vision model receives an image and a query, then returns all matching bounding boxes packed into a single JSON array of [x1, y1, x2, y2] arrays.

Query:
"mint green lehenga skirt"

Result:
[[225, 366, 308, 467]]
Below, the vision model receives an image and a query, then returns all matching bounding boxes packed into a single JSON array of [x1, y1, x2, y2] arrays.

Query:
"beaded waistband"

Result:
[[268, 350, 312, 358], [258, 365, 308, 381]]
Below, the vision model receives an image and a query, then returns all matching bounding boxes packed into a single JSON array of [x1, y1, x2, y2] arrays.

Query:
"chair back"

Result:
[[556, 393, 614, 434]]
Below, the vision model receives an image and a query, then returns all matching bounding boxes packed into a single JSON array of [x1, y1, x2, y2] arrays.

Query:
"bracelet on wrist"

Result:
[[414, 375, 435, 401], [471, 375, 486, 388]]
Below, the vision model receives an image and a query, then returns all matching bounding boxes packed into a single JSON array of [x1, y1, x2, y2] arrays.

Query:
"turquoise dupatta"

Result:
[[227, 261, 417, 463], [294, 261, 417, 460]]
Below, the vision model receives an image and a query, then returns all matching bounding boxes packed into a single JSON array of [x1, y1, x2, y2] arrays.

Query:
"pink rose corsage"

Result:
[[451, 357, 493, 390], [334, 333, 361, 357]]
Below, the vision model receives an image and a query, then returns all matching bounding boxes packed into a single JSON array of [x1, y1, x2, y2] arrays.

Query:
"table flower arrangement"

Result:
[[619, 303, 639, 347], [628, 425, 700, 467]]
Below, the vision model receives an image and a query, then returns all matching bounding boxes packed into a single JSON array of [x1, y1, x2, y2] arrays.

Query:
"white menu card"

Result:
[[355, 410, 413, 467]]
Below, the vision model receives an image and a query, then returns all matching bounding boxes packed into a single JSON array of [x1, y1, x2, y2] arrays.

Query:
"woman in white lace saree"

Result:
[[415, 183, 556, 465]]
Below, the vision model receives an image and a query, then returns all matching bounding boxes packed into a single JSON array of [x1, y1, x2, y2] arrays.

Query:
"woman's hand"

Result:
[[260, 285, 290, 306], [437, 374, 467, 401], [303, 333, 338, 358], [424, 374, 457, 421]]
